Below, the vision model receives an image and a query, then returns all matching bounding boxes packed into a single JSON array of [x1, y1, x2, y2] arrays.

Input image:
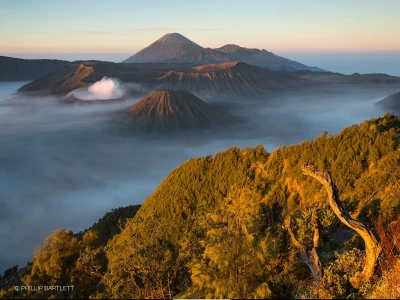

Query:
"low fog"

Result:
[[0, 81, 399, 272]]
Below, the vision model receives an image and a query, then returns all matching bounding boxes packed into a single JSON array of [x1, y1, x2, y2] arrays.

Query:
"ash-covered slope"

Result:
[[155, 62, 317, 99], [122, 33, 323, 72], [0, 56, 69, 81], [127, 89, 232, 131], [19, 63, 94, 94]]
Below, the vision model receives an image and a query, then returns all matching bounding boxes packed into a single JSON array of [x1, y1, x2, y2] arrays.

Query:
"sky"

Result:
[[1, 0, 400, 74]]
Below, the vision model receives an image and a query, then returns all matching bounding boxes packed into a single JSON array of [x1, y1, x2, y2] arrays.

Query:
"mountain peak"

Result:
[[122, 33, 203, 63], [156, 33, 197, 45], [217, 44, 246, 53]]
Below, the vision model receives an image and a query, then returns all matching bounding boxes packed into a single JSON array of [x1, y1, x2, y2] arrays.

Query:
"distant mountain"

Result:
[[127, 89, 232, 131], [376, 91, 400, 114], [214, 44, 324, 72], [122, 33, 324, 72], [0, 56, 69, 81], [19, 61, 318, 100], [288, 70, 400, 84], [123, 33, 203, 63]]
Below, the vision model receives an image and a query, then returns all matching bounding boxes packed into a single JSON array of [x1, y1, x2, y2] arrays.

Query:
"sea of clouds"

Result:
[[0, 81, 398, 273]]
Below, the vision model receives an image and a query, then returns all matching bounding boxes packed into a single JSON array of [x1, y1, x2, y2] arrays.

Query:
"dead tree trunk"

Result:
[[301, 163, 381, 289], [284, 209, 323, 282]]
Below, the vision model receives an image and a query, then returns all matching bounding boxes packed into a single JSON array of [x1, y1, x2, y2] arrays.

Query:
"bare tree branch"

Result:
[[301, 163, 381, 289]]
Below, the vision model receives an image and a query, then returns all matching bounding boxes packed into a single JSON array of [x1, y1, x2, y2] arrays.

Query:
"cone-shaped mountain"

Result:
[[123, 33, 203, 63], [128, 89, 232, 131]]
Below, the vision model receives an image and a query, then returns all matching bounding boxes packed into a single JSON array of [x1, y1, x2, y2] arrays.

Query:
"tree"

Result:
[[72, 231, 107, 299], [184, 186, 271, 299], [301, 163, 381, 289], [22, 229, 105, 299], [23, 229, 79, 298], [101, 216, 181, 299]]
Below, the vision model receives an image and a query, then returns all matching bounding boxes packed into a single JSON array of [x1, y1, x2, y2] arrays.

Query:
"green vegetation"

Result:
[[1, 114, 399, 299]]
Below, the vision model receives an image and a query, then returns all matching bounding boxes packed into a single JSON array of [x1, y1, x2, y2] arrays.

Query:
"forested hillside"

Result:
[[1, 114, 399, 299]]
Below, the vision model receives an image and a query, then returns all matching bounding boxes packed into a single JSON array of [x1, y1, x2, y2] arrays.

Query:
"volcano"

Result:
[[123, 33, 203, 63], [122, 33, 324, 71], [127, 89, 232, 131]]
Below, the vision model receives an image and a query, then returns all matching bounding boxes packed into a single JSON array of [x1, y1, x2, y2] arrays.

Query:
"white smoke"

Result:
[[70, 77, 126, 101]]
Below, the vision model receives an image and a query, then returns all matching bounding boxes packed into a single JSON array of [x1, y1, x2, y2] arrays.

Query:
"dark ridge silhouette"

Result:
[[376, 91, 400, 114], [0, 56, 69, 81], [288, 70, 400, 84], [76, 205, 142, 246]]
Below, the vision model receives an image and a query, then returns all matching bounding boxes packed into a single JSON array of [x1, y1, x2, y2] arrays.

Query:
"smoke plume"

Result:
[[70, 77, 126, 101]]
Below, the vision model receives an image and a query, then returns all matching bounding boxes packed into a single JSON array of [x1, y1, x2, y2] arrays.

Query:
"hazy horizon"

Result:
[[2, 50, 400, 76]]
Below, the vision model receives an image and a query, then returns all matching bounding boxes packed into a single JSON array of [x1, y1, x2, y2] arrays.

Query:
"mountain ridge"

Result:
[[122, 33, 324, 72], [289, 70, 400, 84], [0, 56, 70, 81], [153, 61, 317, 99], [18, 61, 319, 99]]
